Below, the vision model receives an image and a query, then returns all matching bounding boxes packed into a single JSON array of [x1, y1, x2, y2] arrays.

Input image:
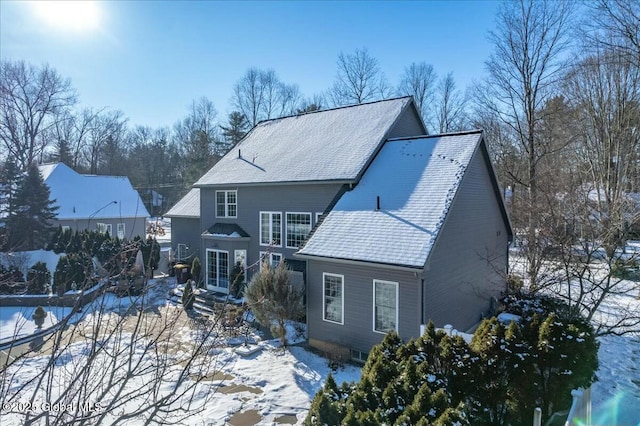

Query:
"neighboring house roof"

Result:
[[194, 97, 418, 186], [38, 163, 150, 220], [165, 188, 200, 218], [297, 131, 510, 268]]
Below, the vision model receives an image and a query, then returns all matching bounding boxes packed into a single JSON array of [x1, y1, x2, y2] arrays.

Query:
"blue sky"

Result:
[[0, 1, 500, 129]]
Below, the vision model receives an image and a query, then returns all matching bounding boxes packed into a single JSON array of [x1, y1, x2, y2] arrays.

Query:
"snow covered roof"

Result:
[[194, 97, 414, 186], [165, 188, 200, 218], [297, 131, 484, 268], [38, 163, 149, 220]]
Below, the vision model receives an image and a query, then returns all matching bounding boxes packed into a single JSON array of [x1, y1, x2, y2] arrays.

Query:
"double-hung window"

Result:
[[323, 273, 344, 324], [373, 280, 398, 333], [97, 223, 112, 235], [259, 251, 282, 269], [117, 223, 125, 239], [216, 190, 237, 218], [286, 212, 312, 248], [260, 212, 281, 246]]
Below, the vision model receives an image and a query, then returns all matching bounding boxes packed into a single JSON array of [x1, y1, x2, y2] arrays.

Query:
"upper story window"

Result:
[[260, 212, 281, 246], [286, 212, 312, 248], [216, 190, 237, 218]]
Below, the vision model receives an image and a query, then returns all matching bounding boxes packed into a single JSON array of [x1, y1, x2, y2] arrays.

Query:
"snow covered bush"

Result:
[[26, 261, 50, 294], [53, 253, 92, 294], [244, 261, 304, 346], [182, 279, 195, 310], [306, 294, 598, 425]]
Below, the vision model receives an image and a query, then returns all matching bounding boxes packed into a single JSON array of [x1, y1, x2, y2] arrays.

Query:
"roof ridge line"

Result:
[[387, 129, 483, 142], [254, 96, 412, 125]]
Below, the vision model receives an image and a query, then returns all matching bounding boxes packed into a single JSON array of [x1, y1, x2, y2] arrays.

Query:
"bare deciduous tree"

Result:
[[584, 0, 640, 69], [0, 61, 76, 171], [479, 0, 574, 285], [396, 62, 437, 131], [564, 49, 640, 256], [434, 72, 468, 133], [85, 110, 127, 175], [328, 47, 388, 106], [0, 277, 229, 425], [231, 68, 300, 127]]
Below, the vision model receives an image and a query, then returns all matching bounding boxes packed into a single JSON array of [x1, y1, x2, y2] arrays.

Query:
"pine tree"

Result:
[[220, 111, 249, 148], [244, 261, 304, 346], [8, 163, 58, 250], [182, 279, 195, 310], [191, 256, 202, 286], [0, 159, 21, 220]]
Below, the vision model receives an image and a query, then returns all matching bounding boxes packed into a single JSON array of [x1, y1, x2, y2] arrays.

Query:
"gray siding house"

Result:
[[187, 97, 426, 293], [297, 131, 512, 358], [165, 188, 201, 262], [168, 97, 512, 357], [39, 163, 149, 239]]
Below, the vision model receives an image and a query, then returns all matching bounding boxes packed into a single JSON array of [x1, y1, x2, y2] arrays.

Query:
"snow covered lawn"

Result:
[[0, 306, 74, 344], [1, 273, 639, 424]]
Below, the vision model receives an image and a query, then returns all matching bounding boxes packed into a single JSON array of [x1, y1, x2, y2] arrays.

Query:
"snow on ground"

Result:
[[0, 306, 74, 344], [0, 249, 64, 280], [592, 333, 640, 425], [0, 276, 360, 425], [1, 253, 639, 424]]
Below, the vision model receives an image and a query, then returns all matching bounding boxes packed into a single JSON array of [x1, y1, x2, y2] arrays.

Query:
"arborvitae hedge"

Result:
[[305, 293, 598, 426]]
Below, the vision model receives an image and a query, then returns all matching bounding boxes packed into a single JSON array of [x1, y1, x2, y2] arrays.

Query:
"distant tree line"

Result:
[[0, 0, 638, 334]]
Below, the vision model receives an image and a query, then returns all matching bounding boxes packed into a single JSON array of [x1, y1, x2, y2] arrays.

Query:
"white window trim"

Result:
[[215, 190, 237, 218], [97, 223, 112, 235], [234, 249, 247, 282], [372, 279, 399, 334], [322, 272, 344, 325], [315, 212, 323, 223], [259, 251, 282, 269], [259, 211, 282, 247], [117, 223, 125, 239], [206, 248, 230, 291], [177, 243, 188, 261], [285, 211, 312, 249], [61, 225, 71, 232]]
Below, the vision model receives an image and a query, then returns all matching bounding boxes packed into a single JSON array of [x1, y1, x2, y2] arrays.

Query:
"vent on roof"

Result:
[[376, 196, 380, 211]]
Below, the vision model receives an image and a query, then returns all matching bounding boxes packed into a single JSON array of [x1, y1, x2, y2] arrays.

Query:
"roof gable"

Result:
[[165, 188, 200, 218], [194, 97, 417, 186], [38, 163, 149, 220], [297, 131, 485, 268]]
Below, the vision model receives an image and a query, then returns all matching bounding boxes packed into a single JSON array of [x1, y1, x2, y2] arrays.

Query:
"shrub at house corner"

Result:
[[244, 261, 304, 346], [306, 293, 598, 425]]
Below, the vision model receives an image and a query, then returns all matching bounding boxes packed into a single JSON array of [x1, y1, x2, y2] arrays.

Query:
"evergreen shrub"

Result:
[[305, 293, 599, 426]]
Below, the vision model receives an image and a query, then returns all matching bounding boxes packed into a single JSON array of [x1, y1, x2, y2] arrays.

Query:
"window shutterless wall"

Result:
[[199, 183, 344, 278], [306, 258, 421, 354]]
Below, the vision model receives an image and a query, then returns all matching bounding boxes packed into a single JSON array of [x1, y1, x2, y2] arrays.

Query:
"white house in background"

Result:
[[38, 163, 149, 239]]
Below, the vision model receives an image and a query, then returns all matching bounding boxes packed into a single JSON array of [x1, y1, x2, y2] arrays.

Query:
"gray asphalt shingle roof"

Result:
[[194, 97, 413, 186], [165, 188, 200, 218], [297, 131, 483, 268]]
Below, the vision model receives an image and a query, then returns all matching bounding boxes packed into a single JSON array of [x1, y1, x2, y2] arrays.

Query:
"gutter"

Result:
[[294, 252, 425, 274]]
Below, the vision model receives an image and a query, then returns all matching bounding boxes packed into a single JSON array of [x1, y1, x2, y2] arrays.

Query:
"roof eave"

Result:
[[193, 179, 354, 188], [294, 252, 424, 273], [165, 214, 199, 219]]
